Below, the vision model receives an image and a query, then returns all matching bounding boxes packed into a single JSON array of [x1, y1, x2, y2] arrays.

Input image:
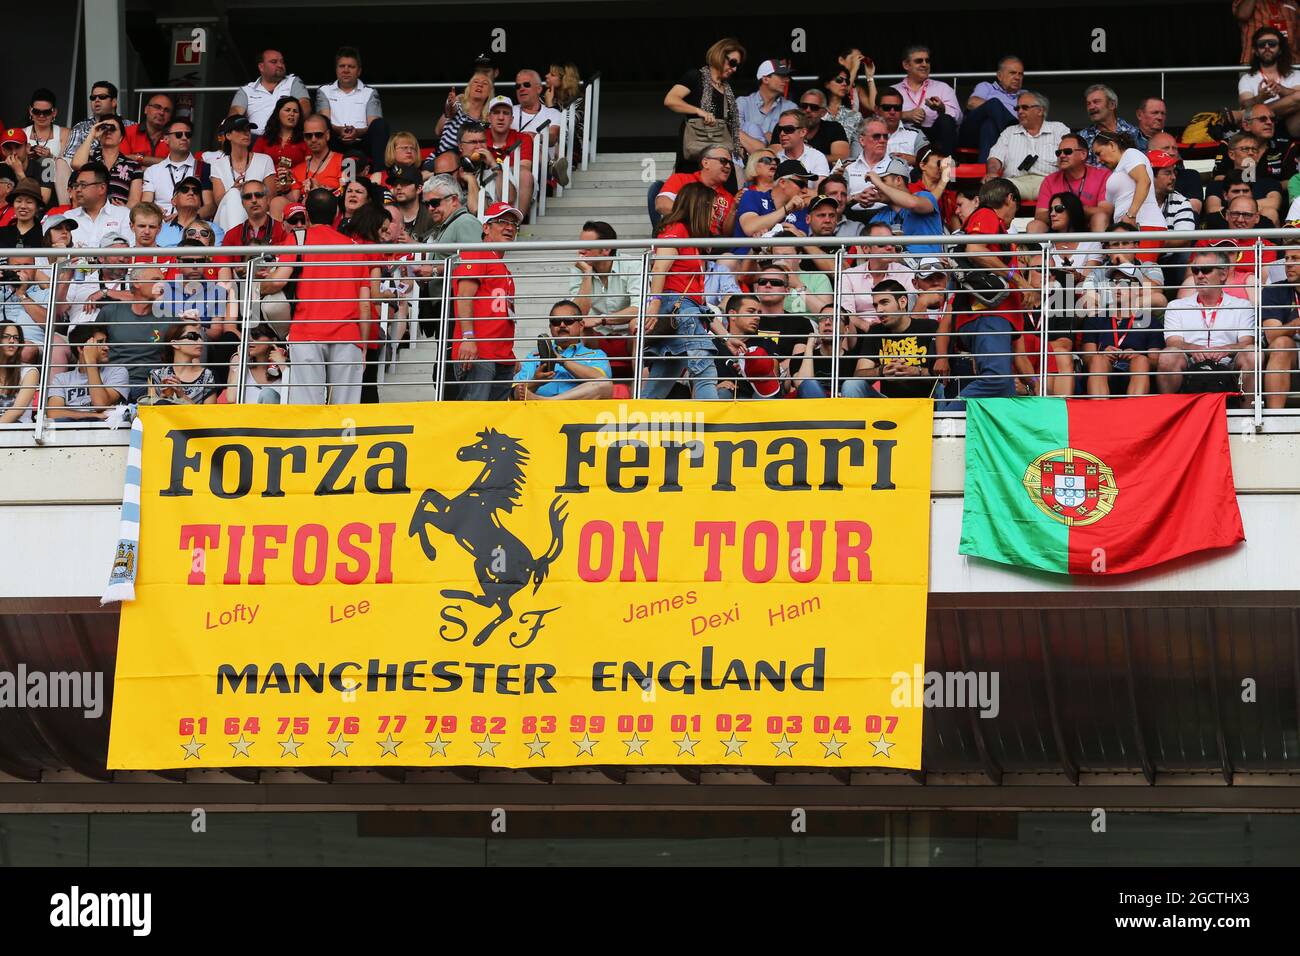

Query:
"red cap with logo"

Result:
[[2, 127, 27, 146], [1147, 149, 1178, 169], [741, 347, 782, 398], [283, 202, 307, 219], [482, 201, 523, 223]]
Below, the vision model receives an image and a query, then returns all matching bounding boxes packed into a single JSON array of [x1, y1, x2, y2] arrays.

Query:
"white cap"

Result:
[[487, 95, 513, 112], [756, 58, 794, 80]]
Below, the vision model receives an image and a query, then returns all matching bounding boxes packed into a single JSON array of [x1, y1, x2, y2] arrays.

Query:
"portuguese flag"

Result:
[[960, 394, 1244, 575]]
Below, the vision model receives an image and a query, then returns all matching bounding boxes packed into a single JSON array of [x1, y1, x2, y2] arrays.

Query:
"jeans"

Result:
[[796, 379, 879, 398], [960, 100, 1018, 162], [453, 359, 514, 401], [642, 294, 718, 399], [958, 313, 1017, 400]]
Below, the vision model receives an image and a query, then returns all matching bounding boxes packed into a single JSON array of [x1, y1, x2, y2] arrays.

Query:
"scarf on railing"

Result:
[[697, 67, 739, 153]]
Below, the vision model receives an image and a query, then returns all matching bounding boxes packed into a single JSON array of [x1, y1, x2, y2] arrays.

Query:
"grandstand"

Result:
[[2, 0, 1300, 873]]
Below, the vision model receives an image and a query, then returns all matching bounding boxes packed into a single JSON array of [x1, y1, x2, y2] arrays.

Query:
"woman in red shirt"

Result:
[[643, 181, 722, 399], [255, 97, 309, 205]]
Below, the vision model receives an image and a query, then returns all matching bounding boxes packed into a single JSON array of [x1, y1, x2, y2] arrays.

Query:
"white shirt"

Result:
[[65, 203, 132, 249], [1238, 69, 1300, 105], [846, 153, 892, 198], [141, 156, 200, 214], [778, 143, 830, 177], [1105, 149, 1164, 228], [210, 153, 276, 231], [234, 75, 308, 133], [988, 121, 1070, 178], [886, 125, 926, 160], [1163, 294, 1255, 350], [513, 104, 564, 159], [316, 80, 381, 129], [23, 125, 65, 158]]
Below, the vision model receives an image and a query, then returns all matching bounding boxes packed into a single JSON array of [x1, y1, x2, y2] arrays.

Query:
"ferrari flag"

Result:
[[960, 394, 1244, 575]]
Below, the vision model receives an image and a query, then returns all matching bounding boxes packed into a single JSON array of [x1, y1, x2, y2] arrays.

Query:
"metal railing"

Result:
[[1, 228, 1294, 440], [791, 64, 1251, 103], [133, 75, 600, 223]]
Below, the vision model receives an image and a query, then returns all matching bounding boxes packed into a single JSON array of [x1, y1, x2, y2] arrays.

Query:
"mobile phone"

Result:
[[537, 335, 557, 367]]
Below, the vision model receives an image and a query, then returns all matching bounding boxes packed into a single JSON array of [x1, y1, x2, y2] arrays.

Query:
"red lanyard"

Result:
[[1110, 314, 1134, 349], [1202, 307, 1219, 347], [901, 80, 929, 110]]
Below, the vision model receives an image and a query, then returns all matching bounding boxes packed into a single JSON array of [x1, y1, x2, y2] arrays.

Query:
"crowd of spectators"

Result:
[[2, 23, 1300, 420]]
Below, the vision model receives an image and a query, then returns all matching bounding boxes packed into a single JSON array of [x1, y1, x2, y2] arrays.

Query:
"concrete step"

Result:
[[565, 168, 649, 184], [588, 152, 675, 165], [544, 194, 652, 211]]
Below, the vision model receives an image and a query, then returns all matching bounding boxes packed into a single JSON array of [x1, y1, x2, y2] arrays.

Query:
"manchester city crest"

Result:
[[1022, 448, 1118, 527]]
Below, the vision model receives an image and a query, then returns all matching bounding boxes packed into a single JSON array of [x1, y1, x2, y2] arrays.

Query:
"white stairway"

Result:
[[379, 151, 673, 402]]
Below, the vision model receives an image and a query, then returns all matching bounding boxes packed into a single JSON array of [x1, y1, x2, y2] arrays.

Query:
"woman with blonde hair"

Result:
[[433, 70, 493, 173], [372, 130, 425, 187], [546, 62, 585, 167], [664, 38, 744, 186]]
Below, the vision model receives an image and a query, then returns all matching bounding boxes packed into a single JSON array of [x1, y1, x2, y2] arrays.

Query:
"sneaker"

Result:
[[552, 157, 570, 187]]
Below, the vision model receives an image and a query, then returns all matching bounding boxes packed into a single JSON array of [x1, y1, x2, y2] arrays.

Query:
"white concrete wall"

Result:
[[3, 423, 1299, 602]]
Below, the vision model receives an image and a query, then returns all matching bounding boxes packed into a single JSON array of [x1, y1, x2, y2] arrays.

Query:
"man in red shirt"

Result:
[[949, 178, 1031, 401], [451, 202, 520, 401], [485, 95, 535, 219], [1032, 132, 1111, 232], [289, 114, 344, 201], [269, 188, 378, 404], [120, 94, 173, 167], [654, 147, 737, 235]]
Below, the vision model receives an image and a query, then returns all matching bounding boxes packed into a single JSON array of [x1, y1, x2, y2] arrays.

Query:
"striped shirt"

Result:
[[1160, 190, 1197, 231], [988, 121, 1070, 178]]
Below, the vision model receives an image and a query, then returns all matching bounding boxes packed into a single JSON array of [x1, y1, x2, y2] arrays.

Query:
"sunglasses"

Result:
[[867, 132, 889, 139], [169, 130, 191, 138], [548, 317, 579, 326], [304, 131, 328, 139], [174, 185, 200, 195], [756, 278, 788, 288], [30, 108, 54, 117], [877, 102, 902, 112], [703, 154, 733, 166], [1190, 265, 1219, 275], [1015, 104, 1042, 111], [515, 82, 534, 89], [831, 75, 848, 85], [286, 215, 307, 225], [756, 157, 778, 165], [1258, 39, 1281, 48], [89, 93, 112, 101], [775, 125, 800, 135], [1050, 204, 1067, 214], [1055, 148, 1077, 156], [177, 332, 203, 342], [184, 228, 213, 238], [241, 191, 267, 201], [800, 102, 825, 111], [725, 57, 742, 68], [427, 194, 453, 206], [911, 57, 930, 64]]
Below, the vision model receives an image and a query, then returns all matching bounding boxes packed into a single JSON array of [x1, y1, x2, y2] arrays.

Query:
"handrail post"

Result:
[[534, 126, 547, 220], [567, 101, 579, 178], [1039, 240, 1051, 396], [235, 254, 267, 404], [434, 253, 457, 401], [830, 247, 845, 398], [1254, 237, 1264, 428], [33, 259, 62, 445], [633, 249, 652, 398], [554, 110, 568, 199], [581, 82, 594, 172], [590, 76, 601, 162]]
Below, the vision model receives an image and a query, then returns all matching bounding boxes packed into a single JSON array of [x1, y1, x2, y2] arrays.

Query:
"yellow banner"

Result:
[[108, 401, 932, 769]]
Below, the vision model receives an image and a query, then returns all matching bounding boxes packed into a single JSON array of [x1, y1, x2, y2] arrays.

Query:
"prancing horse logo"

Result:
[[408, 429, 567, 647]]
